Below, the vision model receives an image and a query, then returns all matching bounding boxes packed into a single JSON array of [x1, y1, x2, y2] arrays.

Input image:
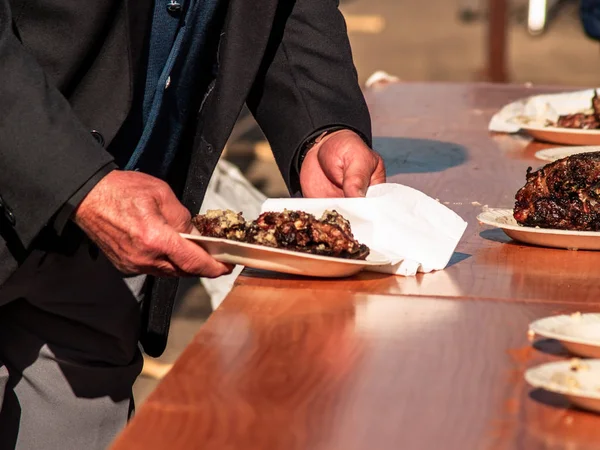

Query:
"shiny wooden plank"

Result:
[[239, 83, 600, 305], [113, 287, 600, 450]]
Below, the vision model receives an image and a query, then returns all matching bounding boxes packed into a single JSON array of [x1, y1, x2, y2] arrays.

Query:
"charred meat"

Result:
[[246, 210, 369, 259], [514, 152, 600, 230], [309, 211, 370, 259], [554, 91, 600, 129], [192, 209, 370, 260], [556, 113, 600, 130], [191, 209, 247, 240]]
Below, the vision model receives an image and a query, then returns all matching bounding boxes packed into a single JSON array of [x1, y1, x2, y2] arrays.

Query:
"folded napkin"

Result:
[[261, 183, 468, 276], [489, 88, 598, 133]]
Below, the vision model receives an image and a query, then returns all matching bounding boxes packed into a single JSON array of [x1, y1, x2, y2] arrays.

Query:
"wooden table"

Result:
[[112, 83, 600, 450]]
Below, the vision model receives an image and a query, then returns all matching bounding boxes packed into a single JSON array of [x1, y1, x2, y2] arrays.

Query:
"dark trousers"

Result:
[[0, 233, 144, 450]]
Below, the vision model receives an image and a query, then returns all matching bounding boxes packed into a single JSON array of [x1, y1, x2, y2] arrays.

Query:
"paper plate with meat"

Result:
[[477, 152, 600, 250], [520, 91, 600, 146], [181, 209, 390, 277]]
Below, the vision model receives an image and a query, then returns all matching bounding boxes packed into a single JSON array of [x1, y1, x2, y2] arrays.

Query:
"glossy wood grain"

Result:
[[113, 288, 600, 450], [239, 83, 600, 305]]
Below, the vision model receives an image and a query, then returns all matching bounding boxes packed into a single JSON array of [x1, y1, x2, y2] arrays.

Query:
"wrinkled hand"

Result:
[[74, 170, 232, 278], [299, 129, 386, 198]]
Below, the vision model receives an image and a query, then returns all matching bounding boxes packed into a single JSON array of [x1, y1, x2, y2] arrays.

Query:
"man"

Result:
[[0, 0, 385, 448]]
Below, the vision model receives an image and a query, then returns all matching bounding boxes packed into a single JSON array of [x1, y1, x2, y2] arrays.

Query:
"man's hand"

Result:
[[73, 170, 232, 278], [299, 129, 386, 198]]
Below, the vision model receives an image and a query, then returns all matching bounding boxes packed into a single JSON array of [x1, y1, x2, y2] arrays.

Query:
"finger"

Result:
[[166, 230, 233, 277], [342, 155, 376, 197], [370, 156, 387, 186]]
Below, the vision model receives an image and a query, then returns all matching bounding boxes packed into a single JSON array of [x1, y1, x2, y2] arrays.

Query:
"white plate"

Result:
[[525, 359, 600, 414], [535, 145, 600, 162], [522, 125, 600, 146], [180, 233, 391, 278], [530, 313, 600, 358], [477, 208, 600, 251]]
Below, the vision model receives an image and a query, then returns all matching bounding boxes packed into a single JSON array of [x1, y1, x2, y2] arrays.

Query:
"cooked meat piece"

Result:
[[320, 210, 353, 234], [311, 211, 370, 259], [246, 209, 313, 249], [246, 209, 370, 259], [514, 152, 600, 230], [192, 209, 247, 240], [193, 209, 370, 259], [554, 90, 600, 129], [593, 90, 600, 117], [556, 113, 600, 129]]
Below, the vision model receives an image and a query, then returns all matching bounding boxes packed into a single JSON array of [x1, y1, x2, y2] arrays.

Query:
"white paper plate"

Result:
[[180, 233, 391, 278], [530, 313, 600, 358], [522, 125, 600, 146], [525, 359, 600, 414], [535, 146, 600, 162], [477, 208, 600, 250]]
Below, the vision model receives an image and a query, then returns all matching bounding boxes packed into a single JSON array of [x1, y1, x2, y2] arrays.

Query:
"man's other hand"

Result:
[[299, 129, 386, 198], [73, 170, 232, 278]]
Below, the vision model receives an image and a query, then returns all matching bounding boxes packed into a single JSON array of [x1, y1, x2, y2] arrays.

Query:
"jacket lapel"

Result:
[[125, 0, 154, 93], [201, 0, 278, 147], [180, 0, 278, 213]]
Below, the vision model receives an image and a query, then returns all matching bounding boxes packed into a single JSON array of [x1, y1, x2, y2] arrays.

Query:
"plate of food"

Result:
[[520, 91, 600, 146], [525, 359, 600, 414], [535, 146, 600, 162], [477, 151, 600, 250], [181, 209, 391, 277], [529, 313, 600, 358]]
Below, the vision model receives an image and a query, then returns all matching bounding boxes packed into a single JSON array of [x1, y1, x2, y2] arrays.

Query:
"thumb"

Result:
[[342, 157, 373, 197]]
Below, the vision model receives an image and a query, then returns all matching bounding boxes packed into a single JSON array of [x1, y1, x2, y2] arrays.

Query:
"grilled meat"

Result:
[[556, 113, 599, 129], [554, 90, 600, 129], [593, 90, 600, 116], [246, 210, 370, 259], [309, 211, 370, 259], [191, 209, 247, 240], [192, 209, 370, 260], [246, 210, 313, 249], [514, 152, 600, 230]]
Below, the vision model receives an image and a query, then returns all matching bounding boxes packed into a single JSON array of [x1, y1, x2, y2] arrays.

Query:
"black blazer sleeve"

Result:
[[0, 0, 116, 255], [246, 0, 373, 193]]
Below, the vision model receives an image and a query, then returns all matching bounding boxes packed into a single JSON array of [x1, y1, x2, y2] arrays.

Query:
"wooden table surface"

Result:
[[112, 82, 600, 450]]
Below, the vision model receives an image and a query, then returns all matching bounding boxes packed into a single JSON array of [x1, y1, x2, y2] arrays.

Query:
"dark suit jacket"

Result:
[[0, 0, 372, 355]]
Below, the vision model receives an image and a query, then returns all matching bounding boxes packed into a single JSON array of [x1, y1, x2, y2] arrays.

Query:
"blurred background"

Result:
[[135, 0, 600, 401]]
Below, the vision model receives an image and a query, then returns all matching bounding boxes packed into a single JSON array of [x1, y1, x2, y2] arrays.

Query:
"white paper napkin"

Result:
[[489, 88, 598, 133], [260, 183, 468, 276]]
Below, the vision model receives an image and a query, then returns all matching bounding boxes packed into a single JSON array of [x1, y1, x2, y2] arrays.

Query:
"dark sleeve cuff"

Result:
[[291, 125, 372, 193], [52, 162, 118, 235]]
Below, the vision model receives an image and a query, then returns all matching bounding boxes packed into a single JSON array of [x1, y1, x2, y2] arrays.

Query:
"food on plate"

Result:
[[192, 209, 370, 260], [514, 152, 600, 230], [552, 91, 600, 129], [191, 209, 247, 240], [556, 113, 600, 130]]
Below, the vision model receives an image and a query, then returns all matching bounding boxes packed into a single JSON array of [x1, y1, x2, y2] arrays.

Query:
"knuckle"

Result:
[[153, 179, 173, 198], [134, 226, 165, 251]]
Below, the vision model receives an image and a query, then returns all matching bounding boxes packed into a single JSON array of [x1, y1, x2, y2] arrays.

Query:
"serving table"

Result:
[[112, 82, 600, 450]]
